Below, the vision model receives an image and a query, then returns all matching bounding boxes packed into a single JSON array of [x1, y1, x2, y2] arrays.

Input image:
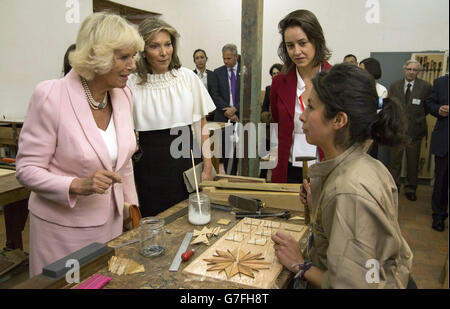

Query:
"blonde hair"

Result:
[[135, 17, 181, 85], [70, 12, 144, 80]]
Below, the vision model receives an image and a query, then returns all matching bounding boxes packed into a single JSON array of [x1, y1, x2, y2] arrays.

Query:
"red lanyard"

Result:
[[299, 95, 305, 112]]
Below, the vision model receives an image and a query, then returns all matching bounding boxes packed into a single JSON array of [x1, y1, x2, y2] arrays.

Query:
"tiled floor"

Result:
[[0, 184, 448, 289]]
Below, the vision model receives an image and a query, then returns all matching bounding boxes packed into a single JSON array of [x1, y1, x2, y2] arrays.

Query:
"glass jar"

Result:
[[139, 217, 165, 257], [188, 192, 211, 225]]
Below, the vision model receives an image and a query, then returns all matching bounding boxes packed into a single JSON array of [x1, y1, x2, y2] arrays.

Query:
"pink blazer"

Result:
[[16, 70, 139, 227]]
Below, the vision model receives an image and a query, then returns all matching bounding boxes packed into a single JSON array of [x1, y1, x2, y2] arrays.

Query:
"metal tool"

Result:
[[169, 232, 193, 272], [235, 210, 291, 219], [211, 203, 233, 212], [163, 207, 188, 225], [111, 239, 139, 249], [295, 156, 316, 225], [181, 249, 195, 261], [228, 195, 264, 211]]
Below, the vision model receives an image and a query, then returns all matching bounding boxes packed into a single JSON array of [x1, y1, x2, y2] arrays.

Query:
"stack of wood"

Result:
[[107, 256, 145, 275], [200, 174, 303, 213]]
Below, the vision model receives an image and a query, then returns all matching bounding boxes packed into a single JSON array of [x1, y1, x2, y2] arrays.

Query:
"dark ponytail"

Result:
[[370, 97, 408, 146], [313, 63, 407, 148]]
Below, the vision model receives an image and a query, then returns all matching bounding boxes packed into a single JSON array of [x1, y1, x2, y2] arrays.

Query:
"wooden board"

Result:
[[0, 169, 15, 177], [182, 217, 308, 289], [214, 174, 266, 183], [202, 187, 304, 213], [200, 181, 300, 193], [0, 173, 29, 207]]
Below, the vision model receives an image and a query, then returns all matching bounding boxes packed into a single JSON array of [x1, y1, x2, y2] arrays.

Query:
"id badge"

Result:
[[412, 98, 421, 105]]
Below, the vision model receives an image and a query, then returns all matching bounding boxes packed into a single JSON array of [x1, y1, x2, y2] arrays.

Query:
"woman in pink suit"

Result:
[[15, 12, 144, 277], [271, 10, 331, 183]]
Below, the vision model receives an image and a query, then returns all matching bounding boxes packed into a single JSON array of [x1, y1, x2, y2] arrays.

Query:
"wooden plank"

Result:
[[214, 174, 265, 183], [183, 217, 308, 289], [202, 187, 304, 213], [200, 181, 300, 193], [0, 169, 15, 177]]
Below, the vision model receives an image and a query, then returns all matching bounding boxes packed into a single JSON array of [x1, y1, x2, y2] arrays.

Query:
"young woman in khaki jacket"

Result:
[[272, 63, 414, 289]]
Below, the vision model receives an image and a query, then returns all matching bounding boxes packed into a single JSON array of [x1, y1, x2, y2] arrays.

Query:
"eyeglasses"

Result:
[[405, 68, 419, 72]]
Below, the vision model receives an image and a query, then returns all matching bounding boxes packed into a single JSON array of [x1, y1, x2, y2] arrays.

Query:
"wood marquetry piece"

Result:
[[225, 233, 244, 242], [191, 226, 227, 245], [204, 249, 271, 279], [263, 221, 280, 228], [108, 256, 145, 275], [247, 236, 267, 246], [182, 217, 308, 289], [244, 218, 261, 226]]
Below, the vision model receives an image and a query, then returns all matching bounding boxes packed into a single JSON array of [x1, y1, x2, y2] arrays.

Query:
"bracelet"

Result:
[[292, 259, 313, 286]]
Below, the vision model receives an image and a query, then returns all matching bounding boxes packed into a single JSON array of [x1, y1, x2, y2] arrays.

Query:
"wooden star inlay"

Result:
[[203, 249, 271, 279]]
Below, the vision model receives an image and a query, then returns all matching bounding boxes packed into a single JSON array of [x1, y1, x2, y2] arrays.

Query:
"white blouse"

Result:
[[289, 68, 318, 167], [98, 116, 118, 167], [128, 67, 216, 131]]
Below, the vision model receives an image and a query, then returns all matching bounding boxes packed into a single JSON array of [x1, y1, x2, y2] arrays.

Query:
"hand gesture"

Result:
[[201, 164, 213, 182], [70, 170, 122, 195], [439, 105, 449, 117], [300, 179, 312, 208], [223, 107, 236, 118], [272, 231, 304, 272]]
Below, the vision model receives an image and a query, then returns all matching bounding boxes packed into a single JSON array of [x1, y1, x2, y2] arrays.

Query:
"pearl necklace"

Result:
[[80, 77, 108, 110]]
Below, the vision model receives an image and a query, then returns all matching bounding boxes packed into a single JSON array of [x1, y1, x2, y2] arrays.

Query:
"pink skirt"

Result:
[[29, 201, 122, 278]]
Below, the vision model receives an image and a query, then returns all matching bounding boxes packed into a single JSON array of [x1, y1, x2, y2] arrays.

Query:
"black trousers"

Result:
[[218, 124, 238, 175], [432, 153, 449, 221]]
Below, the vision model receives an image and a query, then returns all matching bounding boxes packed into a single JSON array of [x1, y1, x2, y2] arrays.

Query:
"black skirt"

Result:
[[134, 126, 200, 217]]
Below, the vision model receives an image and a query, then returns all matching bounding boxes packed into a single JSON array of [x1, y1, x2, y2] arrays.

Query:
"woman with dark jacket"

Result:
[[270, 10, 331, 183]]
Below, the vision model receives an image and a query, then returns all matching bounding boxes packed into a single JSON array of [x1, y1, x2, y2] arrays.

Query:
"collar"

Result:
[[308, 143, 363, 178], [196, 68, 207, 76], [229, 63, 238, 73], [296, 68, 306, 91], [296, 66, 322, 91], [404, 79, 415, 88]]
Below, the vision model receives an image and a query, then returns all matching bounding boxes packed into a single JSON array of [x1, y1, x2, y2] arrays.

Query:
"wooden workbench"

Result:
[[16, 199, 304, 289], [0, 170, 30, 250], [101, 201, 302, 289]]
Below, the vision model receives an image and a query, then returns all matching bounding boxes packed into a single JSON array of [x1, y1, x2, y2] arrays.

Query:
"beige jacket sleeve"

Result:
[[320, 193, 412, 289]]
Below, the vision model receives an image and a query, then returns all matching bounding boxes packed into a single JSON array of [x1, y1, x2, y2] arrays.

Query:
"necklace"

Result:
[[80, 77, 108, 110]]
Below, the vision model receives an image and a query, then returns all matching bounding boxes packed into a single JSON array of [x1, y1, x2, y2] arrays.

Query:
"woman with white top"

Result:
[[270, 10, 331, 183], [15, 12, 144, 277], [359, 57, 388, 104], [128, 18, 216, 216]]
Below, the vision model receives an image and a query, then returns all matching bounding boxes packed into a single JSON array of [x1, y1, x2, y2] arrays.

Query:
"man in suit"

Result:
[[193, 49, 218, 121], [210, 43, 241, 174], [427, 74, 448, 231], [211, 44, 241, 122], [388, 59, 432, 201]]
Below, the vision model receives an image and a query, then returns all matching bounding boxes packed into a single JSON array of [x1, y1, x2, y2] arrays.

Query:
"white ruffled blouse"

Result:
[[127, 67, 216, 131]]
